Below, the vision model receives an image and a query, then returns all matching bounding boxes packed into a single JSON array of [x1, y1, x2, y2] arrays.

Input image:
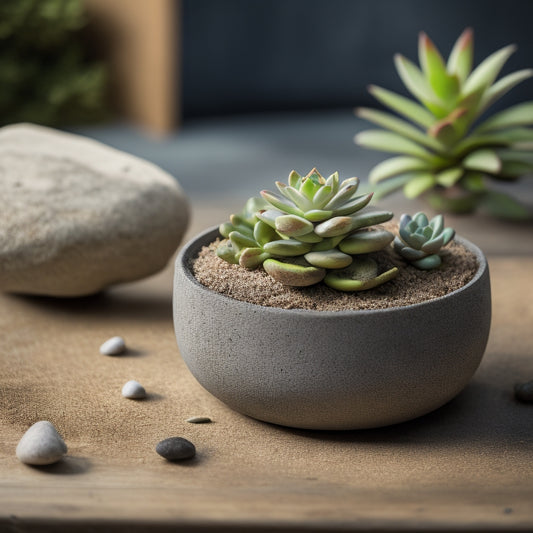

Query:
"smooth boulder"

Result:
[[0, 123, 189, 296]]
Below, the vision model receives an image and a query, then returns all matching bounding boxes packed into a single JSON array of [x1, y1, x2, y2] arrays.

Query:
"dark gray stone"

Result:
[[156, 437, 196, 461]]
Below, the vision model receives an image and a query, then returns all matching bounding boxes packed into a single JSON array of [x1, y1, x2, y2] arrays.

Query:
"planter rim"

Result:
[[177, 225, 488, 317]]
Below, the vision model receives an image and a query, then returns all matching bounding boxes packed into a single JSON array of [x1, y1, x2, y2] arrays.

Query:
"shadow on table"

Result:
[[9, 289, 173, 324], [275, 378, 533, 450]]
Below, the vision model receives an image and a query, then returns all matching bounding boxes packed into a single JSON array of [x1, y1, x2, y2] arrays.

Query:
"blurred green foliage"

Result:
[[0, 0, 108, 126]]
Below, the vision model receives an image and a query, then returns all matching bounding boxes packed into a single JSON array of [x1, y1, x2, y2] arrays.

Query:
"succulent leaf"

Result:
[[463, 149, 501, 173], [275, 214, 314, 237], [476, 101, 533, 132], [369, 156, 431, 184], [239, 248, 271, 269], [403, 172, 437, 198], [368, 85, 435, 128], [462, 44, 516, 96], [260, 190, 304, 216], [288, 170, 302, 188], [254, 220, 278, 246], [339, 229, 395, 255], [263, 258, 326, 287], [304, 250, 353, 269], [263, 239, 312, 257], [355, 130, 436, 160], [446, 28, 474, 83], [324, 259, 399, 292]]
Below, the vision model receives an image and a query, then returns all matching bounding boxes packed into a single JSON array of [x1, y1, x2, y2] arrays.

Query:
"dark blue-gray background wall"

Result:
[[181, 0, 533, 119]]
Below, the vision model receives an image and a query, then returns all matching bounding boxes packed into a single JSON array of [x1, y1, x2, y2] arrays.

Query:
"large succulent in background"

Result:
[[355, 28, 533, 220], [217, 169, 398, 291], [394, 212, 455, 270]]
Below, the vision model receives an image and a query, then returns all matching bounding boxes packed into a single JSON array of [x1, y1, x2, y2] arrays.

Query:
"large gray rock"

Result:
[[0, 124, 189, 296]]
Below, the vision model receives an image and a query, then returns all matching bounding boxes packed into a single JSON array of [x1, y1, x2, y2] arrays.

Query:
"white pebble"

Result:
[[100, 336, 126, 355], [16, 421, 67, 465], [122, 380, 146, 399]]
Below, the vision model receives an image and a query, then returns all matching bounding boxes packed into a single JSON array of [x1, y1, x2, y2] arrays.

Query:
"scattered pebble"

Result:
[[122, 380, 147, 399], [16, 421, 67, 466], [100, 336, 126, 355], [514, 380, 533, 403], [156, 437, 196, 461], [186, 416, 212, 424]]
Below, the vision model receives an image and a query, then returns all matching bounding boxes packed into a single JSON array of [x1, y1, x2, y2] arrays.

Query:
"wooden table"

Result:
[[1, 200, 533, 532]]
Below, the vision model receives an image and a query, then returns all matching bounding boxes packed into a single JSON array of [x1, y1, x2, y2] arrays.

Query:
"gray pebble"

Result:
[[156, 437, 196, 461], [100, 336, 126, 355], [16, 421, 67, 465], [122, 380, 146, 399], [515, 380, 533, 403], [186, 416, 212, 424]]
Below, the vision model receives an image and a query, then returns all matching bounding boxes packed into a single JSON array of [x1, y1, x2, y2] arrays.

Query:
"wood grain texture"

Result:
[[84, 0, 178, 133], [1, 206, 533, 532]]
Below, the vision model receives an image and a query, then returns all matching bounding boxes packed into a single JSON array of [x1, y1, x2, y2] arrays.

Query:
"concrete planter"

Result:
[[173, 227, 491, 430]]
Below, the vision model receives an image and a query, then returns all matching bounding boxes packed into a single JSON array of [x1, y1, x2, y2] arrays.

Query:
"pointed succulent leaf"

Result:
[[447, 28, 474, 83], [275, 214, 315, 237], [253, 220, 278, 246], [303, 209, 333, 222], [288, 170, 302, 188], [356, 107, 442, 151], [324, 259, 398, 292], [325, 171, 340, 194], [312, 185, 334, 209], [331, 193, 374, 216], [369, 156, 431, 184], [412, 255, 442, 270], [263, 239, 312, 256], [478, 69, 533, 115], [436, 167, 463, 187], [463, 149, 502, 173], [238, 248, 271, 269], [263, 258, 326, 287], [301, 175, 321, 200], [339, 229, 394, 255], [368, 85, 435, 128], [476, 101, 533, 132], [260, 189, 304, 216], [462, 44, 517, 96], [278, 185, 314, 212], [453, 128, 533, 156], [229, 231, 257, 250], [256, 208, 288, 229], [324, 178, 360, 209], [304, 250, 353, 269], [403, 173, 437, 198], [419, 31, 460, 101], [355, 130, 437, 160], [394, 54, 447, 116]]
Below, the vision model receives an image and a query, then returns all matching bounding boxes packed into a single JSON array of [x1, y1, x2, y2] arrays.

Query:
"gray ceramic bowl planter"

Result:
[[173, 226, 491, 430]]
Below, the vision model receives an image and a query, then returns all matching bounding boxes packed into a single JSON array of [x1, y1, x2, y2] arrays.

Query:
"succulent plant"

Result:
[[217, 169, 399, 291], [355, 28, 533, 220], [393, 212, 455, 270]]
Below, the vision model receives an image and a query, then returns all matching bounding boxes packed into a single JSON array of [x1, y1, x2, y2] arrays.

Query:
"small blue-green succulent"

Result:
[[217, 169, 399, 291], [393, 212, 455, 269]]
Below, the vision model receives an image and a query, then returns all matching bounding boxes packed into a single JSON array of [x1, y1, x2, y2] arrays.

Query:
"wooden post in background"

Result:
[[84, 0, 179, 134]]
